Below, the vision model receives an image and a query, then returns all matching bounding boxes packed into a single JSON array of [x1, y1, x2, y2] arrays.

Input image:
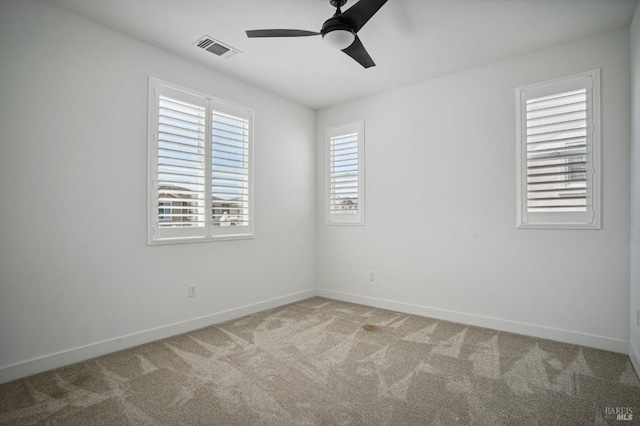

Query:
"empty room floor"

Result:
[[1, 297, 639, 425]]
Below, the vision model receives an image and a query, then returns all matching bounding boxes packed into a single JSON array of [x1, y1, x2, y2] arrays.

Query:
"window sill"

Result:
[[148, 234, 254, 246]]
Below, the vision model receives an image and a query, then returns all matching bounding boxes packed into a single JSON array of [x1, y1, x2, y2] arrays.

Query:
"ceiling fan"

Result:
[[246, 0, 388, 68]]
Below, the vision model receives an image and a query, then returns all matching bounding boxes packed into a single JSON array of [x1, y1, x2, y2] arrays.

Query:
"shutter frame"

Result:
[[148, 78, 254, 244], [326, 120, 365, 226], [515, 70, 601, 230]]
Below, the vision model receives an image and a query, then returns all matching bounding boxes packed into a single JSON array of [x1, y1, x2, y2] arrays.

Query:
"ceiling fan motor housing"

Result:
[[321, 17, 355, 37]]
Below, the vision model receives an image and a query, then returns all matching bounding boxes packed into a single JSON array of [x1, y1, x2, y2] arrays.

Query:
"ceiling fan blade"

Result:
[[340, 0, 388, 33], [342, 35, 375, 68], [246, 29, 321, 38]]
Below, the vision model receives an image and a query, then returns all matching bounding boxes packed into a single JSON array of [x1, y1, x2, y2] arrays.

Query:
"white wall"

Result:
[[0, 0, 635, 385], [630, 3, 640, 372], [0, 0, 316, 383], [316, 28, 631, 353]]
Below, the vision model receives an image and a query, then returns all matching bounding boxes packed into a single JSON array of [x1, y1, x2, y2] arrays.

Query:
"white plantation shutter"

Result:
[[211, 106, 251, 230], [516, 70, 600, 229], [330, 133, 359, 215], [157, 92, 206, 231], [327, 121, 364, 225], [149, 79, 253, 244], [525, 89, 588, 212]]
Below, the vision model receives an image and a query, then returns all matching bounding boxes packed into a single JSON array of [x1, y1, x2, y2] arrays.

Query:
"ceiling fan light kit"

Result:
[[246, 0, 388, 68], [322, 27, 356, 50]]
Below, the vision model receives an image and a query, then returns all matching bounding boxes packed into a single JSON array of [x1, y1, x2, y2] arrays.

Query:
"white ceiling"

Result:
[[46, 0, 638, 110]]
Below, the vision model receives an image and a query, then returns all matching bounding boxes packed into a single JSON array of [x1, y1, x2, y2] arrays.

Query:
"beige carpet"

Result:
[[1, 297, 639, 425]]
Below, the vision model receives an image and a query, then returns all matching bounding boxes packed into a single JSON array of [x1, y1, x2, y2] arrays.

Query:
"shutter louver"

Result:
[[211, 110, 250, 227], [157, 95, 206, 228], [329, 132, 359, 216], [525, 88, 590, 213]]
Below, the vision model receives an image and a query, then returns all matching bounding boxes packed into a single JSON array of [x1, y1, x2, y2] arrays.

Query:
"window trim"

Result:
[[147, 77, 254, 245], [326, 120, 365, 226], [515, 69, 601, 230]]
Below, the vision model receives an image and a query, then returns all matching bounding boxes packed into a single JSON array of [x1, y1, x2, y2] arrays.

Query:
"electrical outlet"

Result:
[[369, 271, 375, 282], [189, 285, 197, 297]]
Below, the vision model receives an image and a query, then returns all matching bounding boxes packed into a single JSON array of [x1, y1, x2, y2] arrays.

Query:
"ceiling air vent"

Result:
[[194, 36, 241, 60]]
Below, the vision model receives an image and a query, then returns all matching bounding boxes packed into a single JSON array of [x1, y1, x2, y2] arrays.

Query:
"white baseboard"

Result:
[[317, 289, 629, 354], [0, 289, 316, 385], [630, 341, 640, 380], [2, 288, 630, 384]]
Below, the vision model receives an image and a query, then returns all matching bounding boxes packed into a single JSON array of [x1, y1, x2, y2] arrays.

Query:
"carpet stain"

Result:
[[362, 324, 381, 332]]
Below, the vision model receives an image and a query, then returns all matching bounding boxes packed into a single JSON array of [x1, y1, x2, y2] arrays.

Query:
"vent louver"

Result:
[[194, 36, 241, 59]]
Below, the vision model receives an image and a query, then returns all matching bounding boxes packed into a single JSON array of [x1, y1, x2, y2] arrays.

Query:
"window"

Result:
[[326, 121, 365, 225], [148, 78, 253, 244], [515, 70, 600, 229]]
